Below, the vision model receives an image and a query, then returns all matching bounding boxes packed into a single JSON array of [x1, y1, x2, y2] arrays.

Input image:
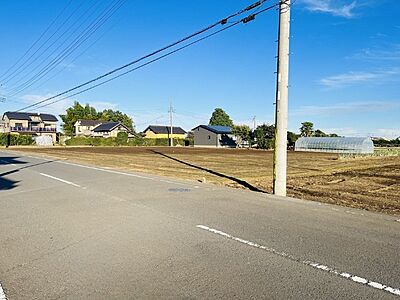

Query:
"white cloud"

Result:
[[375, 129, 400, 139], [19, 94, 73, 116], [351, 44, 400, 61], [19, 95, 120, 117], [88, 101, 118, 111], [319, 69, 400, 88], [291, 101, 400, 116], [302, 0, 358, 18], [320, 127, 400, 139]]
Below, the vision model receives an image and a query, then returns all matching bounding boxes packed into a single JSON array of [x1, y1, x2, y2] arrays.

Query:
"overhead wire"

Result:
[[7, 0, 127, 97], [17, 0, 280, 112], [4, 0, 102, 90], [1, 0, 88, 85], [0, 0, 74, 81]]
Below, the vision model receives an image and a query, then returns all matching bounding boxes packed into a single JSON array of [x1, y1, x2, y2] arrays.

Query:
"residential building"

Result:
[[1, 111, 58, 144], [143, 125, 186, 139], [74, 119, 103, 136], [91, 121, 131, 138], [192, 125, 236, 148]]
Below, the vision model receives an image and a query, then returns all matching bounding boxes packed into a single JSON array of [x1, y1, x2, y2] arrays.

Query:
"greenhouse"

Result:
[[294, 137, 374, 154]]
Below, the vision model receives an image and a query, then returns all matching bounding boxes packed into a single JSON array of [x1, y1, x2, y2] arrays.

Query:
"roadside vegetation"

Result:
[[0, 133, 34, 146]]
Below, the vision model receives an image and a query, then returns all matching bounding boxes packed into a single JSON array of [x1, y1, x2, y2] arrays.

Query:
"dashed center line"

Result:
[[196, 225, 400, 297], [40, 173, 81, 187]]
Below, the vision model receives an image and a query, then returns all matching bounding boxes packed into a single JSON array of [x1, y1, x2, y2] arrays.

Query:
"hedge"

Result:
[[65, 136, 191, 147], [0, 133, 34, 146]]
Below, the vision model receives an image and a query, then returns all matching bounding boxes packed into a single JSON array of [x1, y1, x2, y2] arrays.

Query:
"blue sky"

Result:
[[0, 0, 399, 138]]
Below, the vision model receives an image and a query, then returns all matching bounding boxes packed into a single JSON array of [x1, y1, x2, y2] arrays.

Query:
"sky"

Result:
[[0, 0, 399, 138]]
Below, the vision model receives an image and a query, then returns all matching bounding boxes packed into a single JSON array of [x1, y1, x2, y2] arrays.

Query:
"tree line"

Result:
[[60, 101, 134, 136], [207, 108, 338, 149]]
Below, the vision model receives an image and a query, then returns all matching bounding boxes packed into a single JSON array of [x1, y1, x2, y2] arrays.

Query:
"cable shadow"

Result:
[[0, 160, 56, 190], [150, 150, 266, 193], [0, 156, 28, 166]]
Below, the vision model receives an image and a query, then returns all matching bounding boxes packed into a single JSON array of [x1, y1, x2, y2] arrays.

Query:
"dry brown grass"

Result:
[[11, 146, 400, 215]]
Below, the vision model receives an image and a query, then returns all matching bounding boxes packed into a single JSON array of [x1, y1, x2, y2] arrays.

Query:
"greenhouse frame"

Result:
[[294, 137, 374, 154]]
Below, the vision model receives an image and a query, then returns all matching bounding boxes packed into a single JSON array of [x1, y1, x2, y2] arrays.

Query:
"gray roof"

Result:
[[3, 111, 57, 122], [193, 125, 232, 134], [93, 122, 123, 132], [32, 113, 58, 122], [3, 112, 31, 120], [77, 119, 103, 126], [144, 125, 186, 135]]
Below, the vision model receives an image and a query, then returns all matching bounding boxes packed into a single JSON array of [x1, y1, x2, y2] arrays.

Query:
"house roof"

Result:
[[3, 111, 31, 120], [192, 125, 232, 134], [93, 121, 127, 132], [144, 125, 186, 135], [3, 111, 57, 122], [76, 119, 103, 126], [31, 113, 58, 122]]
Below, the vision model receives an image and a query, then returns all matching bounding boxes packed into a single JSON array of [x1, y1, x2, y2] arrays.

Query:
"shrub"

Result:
[[0, 133, 34, 146]]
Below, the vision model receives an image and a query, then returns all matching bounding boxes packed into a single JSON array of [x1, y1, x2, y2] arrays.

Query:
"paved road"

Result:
[[0, 149, 399, 299]]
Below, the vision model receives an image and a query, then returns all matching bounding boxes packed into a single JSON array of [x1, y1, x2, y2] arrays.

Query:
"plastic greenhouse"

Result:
[[294, 137, 374, 154]]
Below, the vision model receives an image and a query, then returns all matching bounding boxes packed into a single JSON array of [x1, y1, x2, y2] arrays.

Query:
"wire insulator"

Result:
[[242, 14, 256, 24]]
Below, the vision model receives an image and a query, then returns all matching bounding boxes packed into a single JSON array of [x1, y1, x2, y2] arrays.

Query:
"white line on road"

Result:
[[0, 281, 7, 300], [40, 173, 81, 187], [196, 225, 400, 297], [22, 153, 189, 186]]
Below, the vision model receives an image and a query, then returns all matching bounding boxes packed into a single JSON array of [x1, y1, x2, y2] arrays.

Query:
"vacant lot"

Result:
[[10, 146, 400, 215]]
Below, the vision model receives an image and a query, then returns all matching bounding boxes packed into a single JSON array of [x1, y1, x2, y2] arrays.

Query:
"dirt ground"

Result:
[[9, 146, 400, 215]]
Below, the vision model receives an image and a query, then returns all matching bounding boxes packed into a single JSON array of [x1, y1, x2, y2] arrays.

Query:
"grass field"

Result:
[[9, 146, 400, 215]]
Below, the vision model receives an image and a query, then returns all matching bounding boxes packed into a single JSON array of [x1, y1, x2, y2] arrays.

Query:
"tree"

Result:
[[300, 121, 314, 137], [232, 124, 250, 147], [98, 109, 134, 132], [209, 108, 234, 127], [313, 129, 327, 137], [287, 131, 298, 148], [253, 124, 275, 149], [60, 101, 135, 136], [60, 102, 98, 136]]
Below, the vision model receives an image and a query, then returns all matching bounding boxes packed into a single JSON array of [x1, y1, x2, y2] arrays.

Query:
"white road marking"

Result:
[[196, 225, 400, 297], [0, 281, 7, 300], [18, 152, 190, 186], [40, 173, 81, 187]]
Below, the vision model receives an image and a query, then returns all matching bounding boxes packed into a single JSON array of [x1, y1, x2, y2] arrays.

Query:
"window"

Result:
[[208, 135, 211, 140], [15, 123, 23, 128]]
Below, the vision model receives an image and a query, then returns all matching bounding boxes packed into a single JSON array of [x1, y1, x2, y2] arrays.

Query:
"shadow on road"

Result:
[[150, 150, 266, 193], [0, 157, 56, 191]]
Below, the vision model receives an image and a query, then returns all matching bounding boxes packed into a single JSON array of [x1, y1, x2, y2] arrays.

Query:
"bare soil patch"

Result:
[[10, 146, 400, 215]]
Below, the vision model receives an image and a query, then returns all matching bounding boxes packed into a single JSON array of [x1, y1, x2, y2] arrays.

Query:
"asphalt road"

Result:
[[0, 149, 399, 299]]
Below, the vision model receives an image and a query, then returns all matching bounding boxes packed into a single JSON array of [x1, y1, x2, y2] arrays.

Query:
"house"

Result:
[[91, 121, 131, 138], [143, 125, 186, 139], [1, 111, 58, 144], [74, 119, 103, 136], [192, 125, 236, 148]]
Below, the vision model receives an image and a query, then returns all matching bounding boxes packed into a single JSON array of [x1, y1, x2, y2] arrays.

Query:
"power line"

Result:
[[0, 0, 74, 81], [17, 0, 279, 112], [4, 0, 102, 91], [0, 0, 87, 85], [7, 0, 126, 97], [26, 12, 124, 93]]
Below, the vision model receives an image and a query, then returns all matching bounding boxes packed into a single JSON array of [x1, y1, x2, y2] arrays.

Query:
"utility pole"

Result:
[[273, 0, 291, 196], [252, 116, 256, 131], [169, 103, 174, 147]]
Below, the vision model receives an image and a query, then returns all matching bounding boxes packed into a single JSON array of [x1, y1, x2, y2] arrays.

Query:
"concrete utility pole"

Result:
[[252, 116, 256, 131], [273, 0, 291, 196], [169, 103, 174, 147]]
